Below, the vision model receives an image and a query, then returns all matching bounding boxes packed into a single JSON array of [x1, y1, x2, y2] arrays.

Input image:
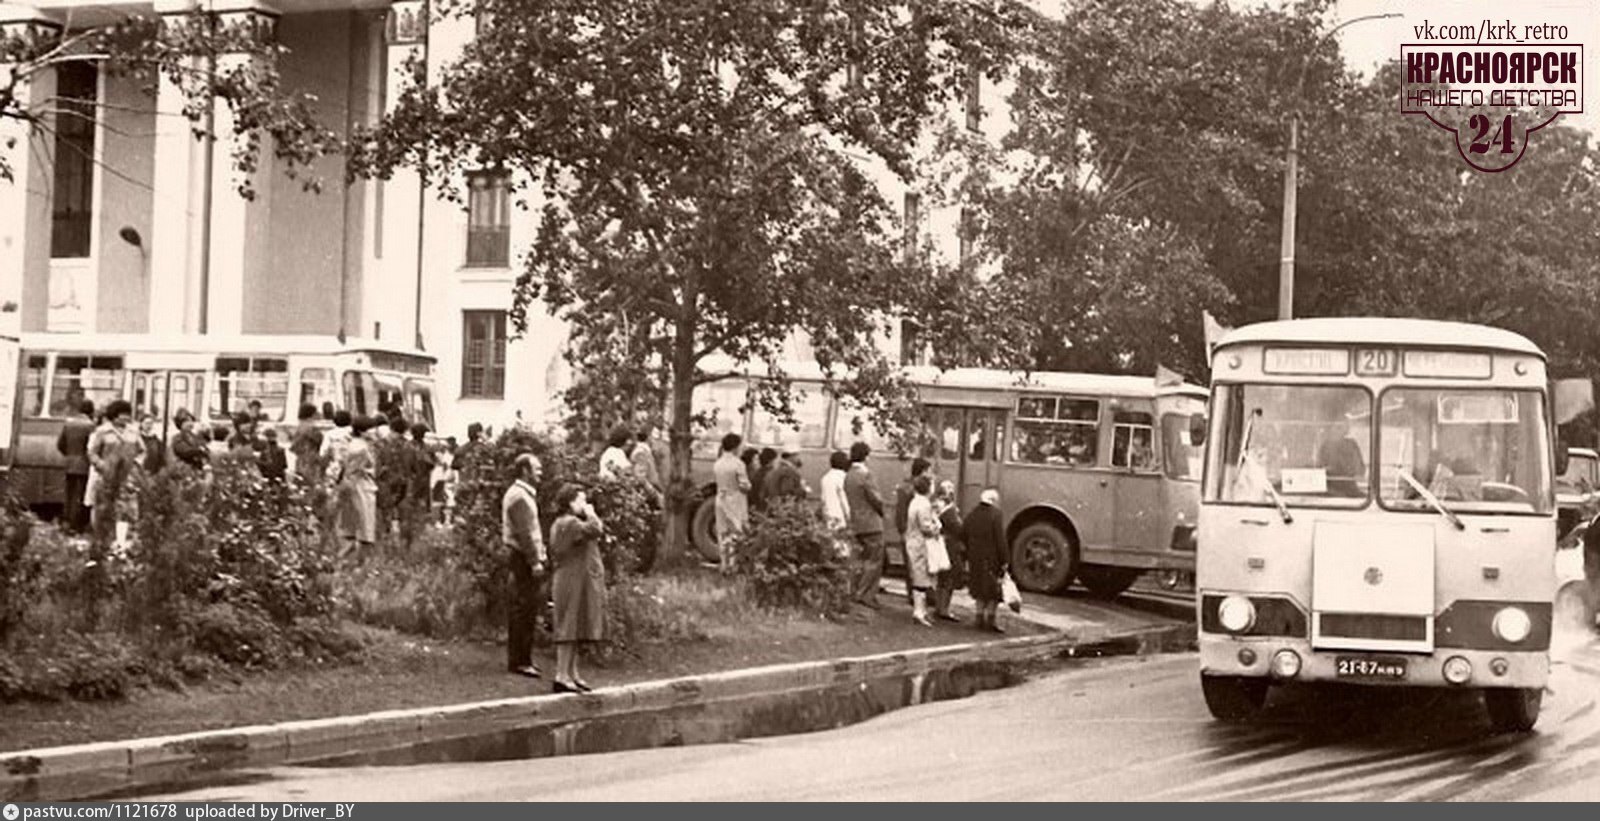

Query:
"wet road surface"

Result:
[[147, 632, 1600, 802]]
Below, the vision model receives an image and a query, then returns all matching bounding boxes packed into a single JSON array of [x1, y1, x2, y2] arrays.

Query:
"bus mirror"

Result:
[[1189, 414, 1208, 447]]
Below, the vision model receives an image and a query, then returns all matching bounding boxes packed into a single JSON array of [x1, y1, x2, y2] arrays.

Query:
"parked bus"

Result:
[[684, 361, 1209, 597], [1195, 318, 1557, 732], [4, 333, 436, 512]]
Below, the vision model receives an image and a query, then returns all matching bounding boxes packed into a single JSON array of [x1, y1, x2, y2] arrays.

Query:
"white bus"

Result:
[[1197, 318, 1557, 732], [5, 333, 436, 511]]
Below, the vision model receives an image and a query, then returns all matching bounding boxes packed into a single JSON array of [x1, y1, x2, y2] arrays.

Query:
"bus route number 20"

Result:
[[1356, 348, 1397, 377]]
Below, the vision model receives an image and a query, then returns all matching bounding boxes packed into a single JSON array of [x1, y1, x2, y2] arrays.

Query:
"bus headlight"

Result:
[[1492, 607, 1532, 643], [1218, 595, 1256, 633]]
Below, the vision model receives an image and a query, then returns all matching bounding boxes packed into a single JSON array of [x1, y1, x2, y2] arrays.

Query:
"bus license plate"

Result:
[[1335, 656, 1408, 680]]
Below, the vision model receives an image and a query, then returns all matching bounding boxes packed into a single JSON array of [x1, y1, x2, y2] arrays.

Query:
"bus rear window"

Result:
[[50, 355, 124, 417], [343, 371, 377, 417], [404, 379, 436, 430], [299, 367, 339, 420]]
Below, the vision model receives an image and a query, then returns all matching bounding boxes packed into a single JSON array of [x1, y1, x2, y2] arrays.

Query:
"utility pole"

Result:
[[1277, 13, 1400, 321]]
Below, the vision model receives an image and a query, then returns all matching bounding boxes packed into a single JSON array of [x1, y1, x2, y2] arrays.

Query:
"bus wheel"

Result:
[[1200, 674, 1268, 722], [1555, 583, 1596, 633], [1011, 522, 1077, 594], [1076, 565, 1141, 598], [690, 496, 721, 563], [1484, 687, 1542, 734]]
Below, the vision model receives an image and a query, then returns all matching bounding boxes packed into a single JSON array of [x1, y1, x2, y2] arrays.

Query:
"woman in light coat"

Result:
[[712, 433, 751, 572], [903, 473, 939, 626], [334, 415, 379, 557]]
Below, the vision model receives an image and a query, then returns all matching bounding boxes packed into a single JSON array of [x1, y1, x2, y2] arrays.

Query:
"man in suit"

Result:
[[844, 442, 887, 609], [502, 453, 547, 679], [56, 400, 96, 533]]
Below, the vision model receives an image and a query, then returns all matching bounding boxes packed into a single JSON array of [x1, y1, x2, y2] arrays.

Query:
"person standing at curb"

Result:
[[903, 474, 939, 626], [502, 453, 546, 680], [820, 450, 851, 531], [335, 416, 379, 558], [56, 400, 95, 534], [713, 433, 751, 572], [549, 483, 606, 693], [932, 479, 965, 622], [965, 488, 1008, 633], [844, 442, 887, 610]]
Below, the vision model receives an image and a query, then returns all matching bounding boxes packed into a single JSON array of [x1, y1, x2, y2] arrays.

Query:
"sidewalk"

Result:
[[877, 577, 1172, 634]]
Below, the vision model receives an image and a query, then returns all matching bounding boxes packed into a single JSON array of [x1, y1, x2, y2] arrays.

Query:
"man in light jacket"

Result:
[[502, 453, 547, 679]]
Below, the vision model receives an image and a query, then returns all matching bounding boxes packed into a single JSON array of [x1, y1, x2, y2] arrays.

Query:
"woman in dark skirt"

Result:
[[963, 488, 1008, 633], [550, 483, 606, 693], [932, 480, 966, 621]]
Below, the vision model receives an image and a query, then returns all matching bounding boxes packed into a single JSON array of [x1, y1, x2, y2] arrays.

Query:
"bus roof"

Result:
[[17, 332, 437, 362], [1213, 318, 1544, 359], [697, 357, 1207, 399]]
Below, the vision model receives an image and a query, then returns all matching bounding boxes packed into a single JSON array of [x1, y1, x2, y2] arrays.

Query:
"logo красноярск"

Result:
[[1401, 19, 1583, 172]]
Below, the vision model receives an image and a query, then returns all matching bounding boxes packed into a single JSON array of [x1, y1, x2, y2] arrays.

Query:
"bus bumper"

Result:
[[1199, 635, 1549, 690]]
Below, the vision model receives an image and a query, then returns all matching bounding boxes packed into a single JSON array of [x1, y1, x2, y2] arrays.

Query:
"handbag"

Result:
[[1001, 571, 1023, 613], [926, 534, 951, 574]]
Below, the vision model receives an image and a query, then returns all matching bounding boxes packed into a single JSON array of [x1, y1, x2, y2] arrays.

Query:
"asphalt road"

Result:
[[149, 629, 1600, 802]]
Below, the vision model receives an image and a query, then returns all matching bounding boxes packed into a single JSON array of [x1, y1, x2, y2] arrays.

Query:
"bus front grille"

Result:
[[1318, 613, 1428, 642]]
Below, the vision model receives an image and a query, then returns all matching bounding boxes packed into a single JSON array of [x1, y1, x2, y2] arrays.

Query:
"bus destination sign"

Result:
[[1263, 348, 1350, 375]]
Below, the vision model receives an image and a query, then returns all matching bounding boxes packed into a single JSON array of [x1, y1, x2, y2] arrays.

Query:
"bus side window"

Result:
[[49, 355, 124, 417], [342, 371, 373, 417], [299, 367, 338, 418], [1112, 410, 1157, 471], [21, 355, 47, 417]]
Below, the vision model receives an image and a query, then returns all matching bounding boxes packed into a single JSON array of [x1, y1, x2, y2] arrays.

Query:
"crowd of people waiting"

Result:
[[712, 435, 1012, 632], [53, 399, 479, 557]]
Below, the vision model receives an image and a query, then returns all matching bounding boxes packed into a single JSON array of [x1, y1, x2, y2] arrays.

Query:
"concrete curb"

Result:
[[1, 621, 1195, 802]]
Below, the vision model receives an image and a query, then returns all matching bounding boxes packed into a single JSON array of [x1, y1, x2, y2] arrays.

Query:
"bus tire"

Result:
[[690, 496, 721, 563], [1200, 674, 1268, 722], [1555, 583, 1596, 633], [1011, 522, 1077, 594], [1076, 564, 1141, 598], [1484, 687, 1542, 734]]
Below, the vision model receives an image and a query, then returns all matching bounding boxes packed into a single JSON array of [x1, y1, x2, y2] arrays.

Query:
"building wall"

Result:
[[93, 71, 154, 333], [250, 9, 370, 335]]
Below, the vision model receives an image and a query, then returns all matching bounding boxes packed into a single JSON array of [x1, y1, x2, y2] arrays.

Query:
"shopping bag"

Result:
[[926, 535, 951, 574], [1001, 572, 1023, 613]]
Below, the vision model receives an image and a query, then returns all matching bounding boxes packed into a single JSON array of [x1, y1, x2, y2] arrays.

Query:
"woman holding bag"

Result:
[[903, 474, 940, 627], [964, 488, 1009, 633]]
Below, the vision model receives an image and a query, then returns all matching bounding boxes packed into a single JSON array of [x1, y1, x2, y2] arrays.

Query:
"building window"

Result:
[[462, 310, 507, 398], [51, 61, 98, 259], [959, 206, 975, 269], [902, 191, 920, 262], [465, 170, 511, 268], [964, 68, 981, 133], [899, 319, 926, 367]]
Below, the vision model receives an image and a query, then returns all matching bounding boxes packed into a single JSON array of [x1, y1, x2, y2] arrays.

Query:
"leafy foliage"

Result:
[[350, 0, 1037, 556], [729, 499, 853, 618]]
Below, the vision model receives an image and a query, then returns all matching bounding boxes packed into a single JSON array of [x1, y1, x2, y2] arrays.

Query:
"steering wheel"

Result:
[[1481, 482, 1530, 503]]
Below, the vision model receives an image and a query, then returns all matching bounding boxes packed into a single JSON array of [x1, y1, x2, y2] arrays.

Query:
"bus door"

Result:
[[130, 369, 207, 440], [924, 406, 1006, 512], [1109, 402, 1163, 551]]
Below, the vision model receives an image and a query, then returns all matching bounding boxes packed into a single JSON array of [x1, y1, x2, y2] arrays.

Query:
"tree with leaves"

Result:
[[352, 0, 1035, 557]]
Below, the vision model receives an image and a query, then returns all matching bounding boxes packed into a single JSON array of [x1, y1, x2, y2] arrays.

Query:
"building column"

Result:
[[204, 0, 279, 335], [370, 0, 425, 345], [147, 1, 205, 334], [0, 7, 61, 336]]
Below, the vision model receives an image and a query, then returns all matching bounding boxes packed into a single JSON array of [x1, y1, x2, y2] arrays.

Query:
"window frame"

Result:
[[50, 60, 99, 260], [1111, 409, 1158, 473], [464, 170, 511, 268], [1007, 394, 1103, 468], [1201, 381, 1377, 510], [461, 309, 508, 399]]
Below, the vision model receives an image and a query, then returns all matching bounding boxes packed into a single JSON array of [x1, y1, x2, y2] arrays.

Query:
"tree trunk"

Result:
[[661, 295, 699, 563]]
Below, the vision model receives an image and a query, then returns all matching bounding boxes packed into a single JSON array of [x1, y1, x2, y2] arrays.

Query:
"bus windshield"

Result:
[[1158, 395, 1207, 481], [1204, 383, 1372, 508], [1377, 388, 1551, 515]]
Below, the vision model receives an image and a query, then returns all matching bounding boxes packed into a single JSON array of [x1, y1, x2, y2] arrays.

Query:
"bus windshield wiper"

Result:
[[1396, 470, 1466, 531], [1261, 477, 1294, 524]]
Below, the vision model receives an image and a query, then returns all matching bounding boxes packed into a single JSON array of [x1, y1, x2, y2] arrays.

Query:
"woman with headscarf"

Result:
[[964, 488, 1009, 633], [931, 480, 966, 622]]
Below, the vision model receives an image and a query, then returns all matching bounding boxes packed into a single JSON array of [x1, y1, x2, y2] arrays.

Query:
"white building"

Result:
[[0, 0, 1029, 438]]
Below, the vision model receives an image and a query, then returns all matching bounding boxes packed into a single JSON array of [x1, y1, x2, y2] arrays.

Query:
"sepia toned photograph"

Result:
[[0, 0, 1597, 805]]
